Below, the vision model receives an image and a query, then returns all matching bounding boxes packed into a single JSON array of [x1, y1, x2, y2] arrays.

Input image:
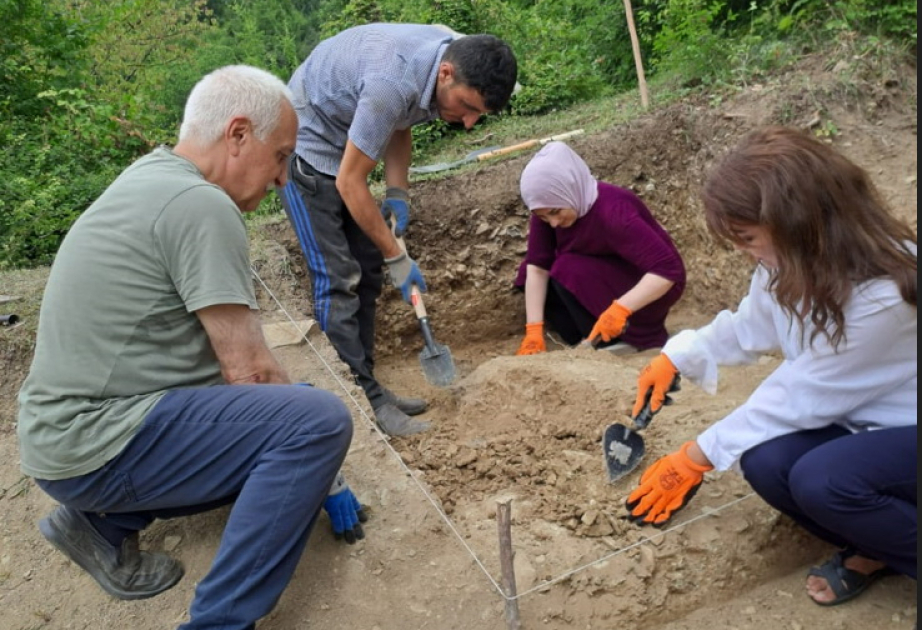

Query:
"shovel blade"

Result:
[[603, 424, 646, 482], [419, 342, 457, 387], [409, 146, 502, 174]]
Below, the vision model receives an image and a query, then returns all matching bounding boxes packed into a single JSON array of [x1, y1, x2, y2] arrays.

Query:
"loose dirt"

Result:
[[1, 52, 917, 629]]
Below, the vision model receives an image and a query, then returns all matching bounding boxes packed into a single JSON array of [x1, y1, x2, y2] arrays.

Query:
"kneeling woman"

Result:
[[627, 126, 917, 608], [514, 142, 686, 355]]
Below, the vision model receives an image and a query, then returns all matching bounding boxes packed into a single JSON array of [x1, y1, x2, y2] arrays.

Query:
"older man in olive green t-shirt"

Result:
[[17, 65, 361, 630]]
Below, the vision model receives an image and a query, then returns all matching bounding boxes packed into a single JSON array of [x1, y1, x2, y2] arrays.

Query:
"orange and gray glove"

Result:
[[516, 322, 546, 356], [587, 300, 632, 345], [632, 354, 680, 429], [626, 441, 713, 526]]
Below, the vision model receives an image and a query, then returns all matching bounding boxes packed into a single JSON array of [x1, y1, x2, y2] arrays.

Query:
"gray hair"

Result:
[[179, 65, 294, 145]]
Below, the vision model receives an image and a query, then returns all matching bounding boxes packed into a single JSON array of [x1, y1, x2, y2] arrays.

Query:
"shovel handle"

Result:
[[474, 129, 586, 162], [409, 284, 428, 319], [475, 139, 539, 161], [389, 216, 429, 321]]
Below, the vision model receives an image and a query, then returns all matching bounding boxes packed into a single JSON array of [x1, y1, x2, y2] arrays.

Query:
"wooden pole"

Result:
[[622, 0, 650, 108], [496, 500, 521, 630]]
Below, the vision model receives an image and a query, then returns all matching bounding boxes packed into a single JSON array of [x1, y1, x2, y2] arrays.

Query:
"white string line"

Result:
[[251, 266, 757, 603], [250, 267, 506, 597]]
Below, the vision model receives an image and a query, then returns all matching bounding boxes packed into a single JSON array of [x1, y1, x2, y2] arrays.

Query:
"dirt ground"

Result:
[[1, 52, 917, 629]]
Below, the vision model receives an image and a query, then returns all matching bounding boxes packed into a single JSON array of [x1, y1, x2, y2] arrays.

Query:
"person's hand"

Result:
[[323, 473, 368, 544], [380, 187, 411, 237], [385, 252, 427, 303], [516, 322, 546, 355], [632, 354, 680, 427], [588, 300, 632, 345], [626, 441, 713, 526]]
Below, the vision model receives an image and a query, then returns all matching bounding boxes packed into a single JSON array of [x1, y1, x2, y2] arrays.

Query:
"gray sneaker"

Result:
[[39, 505, 183, 600], [382, 388, 428, 416], [373, 402, 431, 436]]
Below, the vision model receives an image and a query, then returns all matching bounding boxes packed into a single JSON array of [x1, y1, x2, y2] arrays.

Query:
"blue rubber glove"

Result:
[[322, 473, 368, 544], [384, 252, 427, 303], [380, 187, 411, 237]]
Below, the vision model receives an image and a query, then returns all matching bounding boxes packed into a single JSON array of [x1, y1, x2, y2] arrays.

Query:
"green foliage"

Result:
[[2, 0, 916, 268], [0, 88, 149, 268], [791, 0, 917, 42], [0, 0, 90, 117], [641, 0, 735, 84]]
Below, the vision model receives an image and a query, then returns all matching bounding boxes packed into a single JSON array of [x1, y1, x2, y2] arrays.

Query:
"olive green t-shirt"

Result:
[[18, 148, 258, 479]]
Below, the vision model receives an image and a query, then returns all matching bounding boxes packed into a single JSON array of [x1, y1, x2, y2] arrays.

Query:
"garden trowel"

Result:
[[603, 375, 681, 482]]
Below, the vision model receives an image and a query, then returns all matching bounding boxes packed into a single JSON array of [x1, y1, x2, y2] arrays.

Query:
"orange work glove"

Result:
[[516, 322, 546, 356], [626, 441, 713, 526], [632, 354, 680, 423], [587, 300, 632, 345]]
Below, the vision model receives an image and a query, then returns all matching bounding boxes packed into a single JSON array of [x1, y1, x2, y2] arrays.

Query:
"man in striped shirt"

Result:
[[281, 23, 517, 436]]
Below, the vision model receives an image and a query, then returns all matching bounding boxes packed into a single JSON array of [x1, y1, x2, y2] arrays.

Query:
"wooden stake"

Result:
[[496, 500, 521, 630], [622, 0, 650, 108]]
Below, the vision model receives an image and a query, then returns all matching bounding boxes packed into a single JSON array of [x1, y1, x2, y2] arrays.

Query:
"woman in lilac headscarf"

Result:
[[514, 142, 686, 354]]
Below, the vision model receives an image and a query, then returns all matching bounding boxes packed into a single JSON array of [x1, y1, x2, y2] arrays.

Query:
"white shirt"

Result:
[[664, 264, 917, 471]]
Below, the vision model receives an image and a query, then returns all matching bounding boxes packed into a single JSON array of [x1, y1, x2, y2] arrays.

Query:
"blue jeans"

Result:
[[740, 424, 917, 578], [36, 384, 353, 630]]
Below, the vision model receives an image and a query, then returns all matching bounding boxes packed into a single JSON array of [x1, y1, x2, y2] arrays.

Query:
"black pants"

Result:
[[279, 156, 387, 408], [545, 278, 599, 346]]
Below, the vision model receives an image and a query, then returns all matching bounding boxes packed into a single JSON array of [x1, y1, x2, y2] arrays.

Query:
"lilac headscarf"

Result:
[[519, 141, 599, 218]]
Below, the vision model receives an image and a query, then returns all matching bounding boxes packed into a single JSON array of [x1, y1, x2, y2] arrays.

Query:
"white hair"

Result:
[[178, 65, 294, 145]]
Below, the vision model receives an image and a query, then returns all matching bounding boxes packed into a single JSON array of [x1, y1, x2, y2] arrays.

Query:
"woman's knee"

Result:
[[788, 456, 837, 516], [740, 441, 785, 496]]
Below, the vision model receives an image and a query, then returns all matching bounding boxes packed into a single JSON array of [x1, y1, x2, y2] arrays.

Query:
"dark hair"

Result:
[[442, 34, 518, 112], [702, 126, 917, 349]]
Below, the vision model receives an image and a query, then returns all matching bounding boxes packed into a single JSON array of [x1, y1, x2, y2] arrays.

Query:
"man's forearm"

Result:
[[383, 128, 412, 189], [196, 304, 291, 385]]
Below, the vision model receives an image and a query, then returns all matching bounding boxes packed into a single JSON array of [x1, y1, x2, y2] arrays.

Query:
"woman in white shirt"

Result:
[[625, 126, 917, 607]]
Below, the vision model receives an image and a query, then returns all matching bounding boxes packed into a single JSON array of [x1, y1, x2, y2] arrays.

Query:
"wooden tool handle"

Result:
[[475, 139, 539, 161], [409, 284, 428, 319], [545, 129, 584, 143], [393, 229, 429, 320], [473, 129, 585, 162]]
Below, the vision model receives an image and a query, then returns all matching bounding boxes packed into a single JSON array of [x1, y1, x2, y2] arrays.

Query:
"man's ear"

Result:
[[225, 116, 251, 157], [437, 61, 455, 85]]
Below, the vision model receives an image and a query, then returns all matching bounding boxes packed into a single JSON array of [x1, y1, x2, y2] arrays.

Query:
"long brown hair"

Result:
[[701, 126, 917, 349]]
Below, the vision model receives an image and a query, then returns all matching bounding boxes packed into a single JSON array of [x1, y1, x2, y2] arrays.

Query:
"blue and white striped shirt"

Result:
[[289, 23, 457, 176]]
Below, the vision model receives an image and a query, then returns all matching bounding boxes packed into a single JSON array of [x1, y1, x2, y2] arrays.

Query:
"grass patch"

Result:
[[1, 267, 49, 351]]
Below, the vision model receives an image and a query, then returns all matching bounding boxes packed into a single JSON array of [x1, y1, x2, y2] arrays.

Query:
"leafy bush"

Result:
[[2, 0, 915, 268], [0, 88, 151, 268]]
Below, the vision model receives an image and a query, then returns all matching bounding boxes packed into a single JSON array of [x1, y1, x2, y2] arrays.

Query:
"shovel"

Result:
[[603, 375, 681, 482], [389, 224, 457, 387], [410, 129, 585, 174]]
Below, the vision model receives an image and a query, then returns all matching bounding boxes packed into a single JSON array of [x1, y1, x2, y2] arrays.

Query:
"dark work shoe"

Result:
[[382, 388, 429, 416], [374, 402, 430, 436], [39, 505, 183, 600]]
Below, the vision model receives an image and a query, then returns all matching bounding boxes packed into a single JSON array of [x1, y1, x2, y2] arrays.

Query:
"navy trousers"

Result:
[[37, 384, 353, 630], [740, 424, 917, 578], [544, 278, 598, 345], [280, 156, 387, 408]]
